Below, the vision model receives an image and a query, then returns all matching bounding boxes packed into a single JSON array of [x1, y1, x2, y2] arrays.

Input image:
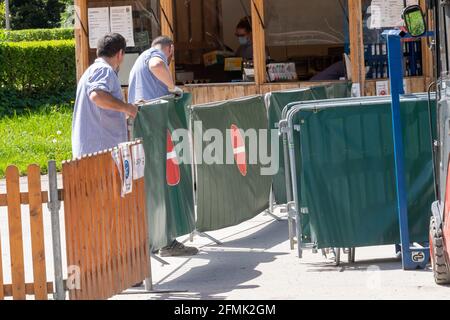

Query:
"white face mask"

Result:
[[238, 36, 249, 46]]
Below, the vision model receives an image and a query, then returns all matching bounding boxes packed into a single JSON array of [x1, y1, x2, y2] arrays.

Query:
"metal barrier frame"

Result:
[[281, 94, 432, 261]]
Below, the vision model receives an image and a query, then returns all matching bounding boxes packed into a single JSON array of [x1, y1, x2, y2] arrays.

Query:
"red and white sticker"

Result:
[[230, 124, 247, 176], [166, 130, 181, 186]]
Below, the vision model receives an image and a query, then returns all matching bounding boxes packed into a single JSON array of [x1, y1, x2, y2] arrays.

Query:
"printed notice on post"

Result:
[[88, 7, 110, 49], [88, 6, 135, 49], [110, 6, 135, 47], [369, 0, 418, 29]]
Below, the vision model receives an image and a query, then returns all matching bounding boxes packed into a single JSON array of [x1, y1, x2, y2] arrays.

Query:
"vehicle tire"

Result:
[[430, 216, 450, 285]]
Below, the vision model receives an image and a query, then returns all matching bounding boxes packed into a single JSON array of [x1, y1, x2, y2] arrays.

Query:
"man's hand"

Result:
[[125, 103, 138, 119], [169, 86, 184, 98], [90, 90, 138, 119]]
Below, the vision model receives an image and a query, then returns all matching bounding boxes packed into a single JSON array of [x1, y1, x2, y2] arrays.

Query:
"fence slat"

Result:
[[106, 154, 120, 296], [95, 152, 108, 299], [117, 173, 128, 292], [5, 166, 26, 300], [75, 158, 90, 300], [114, 165, 125, 291], [123, 185, 134, 287], [3, 282, 54, 297], [129, 179, 140, 286], [27, 165, 48, 300], [62, 162, 76, 300], [138, 177, 151, 281], [0, 219, 4, 300], [135, 178, 145, 283], [81, 157, 96, 300], [95, 153, 108, 299], [97, 153, 111, 299], [133, 178, 143, 284], [87, 154, 102, 299]]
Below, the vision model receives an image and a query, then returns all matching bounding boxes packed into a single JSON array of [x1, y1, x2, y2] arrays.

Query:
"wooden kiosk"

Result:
[[74, 0, 434, 105]]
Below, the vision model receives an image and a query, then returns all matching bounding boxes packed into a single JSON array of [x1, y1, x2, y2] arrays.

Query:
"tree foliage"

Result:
[[9, 0, 73, 30]]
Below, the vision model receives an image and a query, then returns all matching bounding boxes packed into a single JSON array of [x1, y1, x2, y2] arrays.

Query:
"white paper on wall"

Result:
[[88, 7, 110, 49]]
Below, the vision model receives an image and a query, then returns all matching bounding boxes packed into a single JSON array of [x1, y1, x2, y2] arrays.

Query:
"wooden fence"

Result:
[[62, 142, 151, 300], [0, 141, 151, 300], [0, 165, 56, 300]]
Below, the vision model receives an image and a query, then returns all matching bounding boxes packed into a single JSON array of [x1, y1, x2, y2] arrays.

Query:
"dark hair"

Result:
[[151, 36, 174, 48], [96, 33, 127, 58], [236, 16, 252, 33]]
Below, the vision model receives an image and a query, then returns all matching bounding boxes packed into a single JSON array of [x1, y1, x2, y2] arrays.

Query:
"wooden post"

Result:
[[348, 0, 366, 95], [74, 0, 89, 82], [251, 0, 266, 85], [420, 0, 434, 87], [160, 0, 176, 79]]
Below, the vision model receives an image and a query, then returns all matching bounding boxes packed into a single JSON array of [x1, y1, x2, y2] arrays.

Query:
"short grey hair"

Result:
[[151, 36, 174, 48]]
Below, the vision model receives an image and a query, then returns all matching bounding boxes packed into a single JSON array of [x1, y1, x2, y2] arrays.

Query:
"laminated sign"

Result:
[[120, 143, 133, 196], [112, 143, 134, 197], [131, 143, 146, 180], [111, 148, 123, 183]]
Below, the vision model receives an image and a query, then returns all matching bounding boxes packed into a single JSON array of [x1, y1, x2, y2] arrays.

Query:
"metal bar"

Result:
[[151, 253, 170, 266], [195, 230, 223, 245], [269, 185, 274, 214], [144, 274, 153, 292], [47, 161, 65, 300], [386, 33, 411, 270], [286, 121, 303, 258], [282, 126, 295, 250]]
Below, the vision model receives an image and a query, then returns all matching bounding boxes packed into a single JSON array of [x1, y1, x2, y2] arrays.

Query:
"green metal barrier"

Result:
[[287, 94, 435, 249], [133, 96, 195, 250], [265, 82, 352, 204], [192, 96, 272, 232]]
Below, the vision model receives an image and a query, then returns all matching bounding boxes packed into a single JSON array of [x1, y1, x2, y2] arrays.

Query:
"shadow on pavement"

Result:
[[141, 219, 290, 300]]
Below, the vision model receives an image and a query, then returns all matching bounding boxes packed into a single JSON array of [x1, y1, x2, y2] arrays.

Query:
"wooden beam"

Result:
[[74, 0, 89, 82], [251, 0, 266, 85], [420, 0, 434, 86], [3, 282, 55, 298], [348, 0, 366, 95], [160, 0, 176, 79]]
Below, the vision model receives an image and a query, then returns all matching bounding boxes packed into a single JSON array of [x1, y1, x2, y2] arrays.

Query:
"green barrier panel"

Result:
[[266, 82, 352, 204], [133, 95, 195, 250], [293, 96, 435, 249], [192, 96, 272, 232]]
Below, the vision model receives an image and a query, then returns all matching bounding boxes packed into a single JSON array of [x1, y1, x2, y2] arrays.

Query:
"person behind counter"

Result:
[[310, 60, 346, 81], [235, 16, 253, 61]]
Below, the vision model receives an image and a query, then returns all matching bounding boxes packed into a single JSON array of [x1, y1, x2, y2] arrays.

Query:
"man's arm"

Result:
[[89, 90, 138, 118], [148, 57, 175, 90]]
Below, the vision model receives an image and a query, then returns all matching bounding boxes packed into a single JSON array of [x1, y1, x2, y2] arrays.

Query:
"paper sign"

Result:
[[119, 143, 133, 196], [88, 7, 110, 49], [131, 144, 146, 180], [351, 83, 361, 97], [111, 149, 123, 183], [376, 80, 389, 96], [369, 0, 418, 29], [110, 6, 135, 47]]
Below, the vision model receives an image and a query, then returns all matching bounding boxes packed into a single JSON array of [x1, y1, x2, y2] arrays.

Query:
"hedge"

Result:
[[0, 28, 74, 42], [0, 40, 76, 94]]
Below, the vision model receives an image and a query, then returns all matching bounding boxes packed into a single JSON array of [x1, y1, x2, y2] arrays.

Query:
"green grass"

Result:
[[0, 105, 73, 177]]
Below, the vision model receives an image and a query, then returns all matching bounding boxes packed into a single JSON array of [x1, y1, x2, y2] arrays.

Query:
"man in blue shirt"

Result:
[[128, 36, 183, 104], [128, 36, 197, 257], [72, 33, 137, 158]]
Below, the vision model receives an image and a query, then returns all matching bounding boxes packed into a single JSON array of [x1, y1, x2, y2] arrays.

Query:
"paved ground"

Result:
[[1, 175, 449, 300]]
